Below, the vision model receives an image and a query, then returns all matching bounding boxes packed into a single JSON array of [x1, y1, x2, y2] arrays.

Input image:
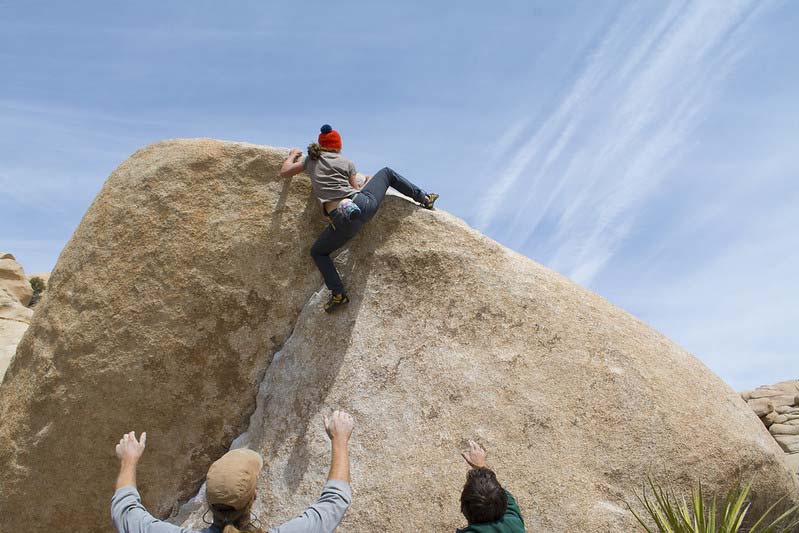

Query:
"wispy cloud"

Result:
[[473, 8, 625, 231], [476, 1, 767, 286], [625, 185, 799, 390], [0, 100, 174, 128]]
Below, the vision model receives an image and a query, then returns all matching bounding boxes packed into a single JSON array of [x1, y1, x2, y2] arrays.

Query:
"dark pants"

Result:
[[310, 167, 427, 294]]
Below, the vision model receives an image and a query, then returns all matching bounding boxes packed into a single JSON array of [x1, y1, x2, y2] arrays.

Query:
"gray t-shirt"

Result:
[[303, 152, 359, 204], [111, 480, 352, 533]]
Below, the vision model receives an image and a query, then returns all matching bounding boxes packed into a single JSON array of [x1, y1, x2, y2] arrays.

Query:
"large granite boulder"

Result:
[[178, 199, 799, 532], [0, 139, 324, 532], [1, 139, 796, 533]]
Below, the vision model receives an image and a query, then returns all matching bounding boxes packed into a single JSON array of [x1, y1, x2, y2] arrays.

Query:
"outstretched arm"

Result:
[[116, 431, 146, 490], [111, 432, 187, 532], [272, 410, 355, 533], [325, 410, 354, 483], [280, 148, 305, 177]]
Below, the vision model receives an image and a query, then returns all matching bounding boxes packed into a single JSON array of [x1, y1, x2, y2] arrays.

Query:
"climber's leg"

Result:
[[358, 167, 431, 221], [310, 213, 363, 297]]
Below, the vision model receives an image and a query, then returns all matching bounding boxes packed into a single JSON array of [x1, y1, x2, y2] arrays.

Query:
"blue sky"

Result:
[[1, 1, 797, 391]]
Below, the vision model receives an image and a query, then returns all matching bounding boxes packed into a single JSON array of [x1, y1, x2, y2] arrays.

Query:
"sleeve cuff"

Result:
[[322, 479, 352, 501], [113, 485, 140, 501]]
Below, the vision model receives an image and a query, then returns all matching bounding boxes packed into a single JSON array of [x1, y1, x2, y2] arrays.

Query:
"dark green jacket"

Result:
[[456, 490, 526, 532]]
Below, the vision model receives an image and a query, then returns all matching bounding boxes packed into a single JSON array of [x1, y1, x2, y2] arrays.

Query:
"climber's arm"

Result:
[[280, 148, 305, 177]]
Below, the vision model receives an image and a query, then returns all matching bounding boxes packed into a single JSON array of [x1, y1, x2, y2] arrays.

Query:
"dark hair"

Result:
[[221, 525, 265, 533], [210, 503, 265, 533], [307, 143, 339, 160], [460, 468, 508, 524]]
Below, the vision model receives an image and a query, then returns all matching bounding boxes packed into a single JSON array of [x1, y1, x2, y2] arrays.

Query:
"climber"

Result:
[[456, 441, 526, 533], [279, 124, 439, 312], [111, 410, 355, 533]]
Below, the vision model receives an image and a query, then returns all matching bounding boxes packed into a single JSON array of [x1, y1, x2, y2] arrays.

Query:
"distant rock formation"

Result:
[[0, 253, 34, 381], [0, 139, 796, 533], [743, 381, 799, 475], [0, 253, 32, 306]]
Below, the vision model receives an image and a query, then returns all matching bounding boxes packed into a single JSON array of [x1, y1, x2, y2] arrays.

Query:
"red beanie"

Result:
[[318, 124, 342, 151]]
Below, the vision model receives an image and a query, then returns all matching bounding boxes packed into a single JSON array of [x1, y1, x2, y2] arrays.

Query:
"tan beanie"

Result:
[[206, 449, 264, 510]]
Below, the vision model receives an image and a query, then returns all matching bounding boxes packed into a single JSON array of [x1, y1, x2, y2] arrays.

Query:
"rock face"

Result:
[[743, 381, 799, 474], [0, 253, 34, 381], [0, 287, 33, 324], [0, 318, 30, 383], [0, 140, 324, 532], [1, 139, 797, 533]]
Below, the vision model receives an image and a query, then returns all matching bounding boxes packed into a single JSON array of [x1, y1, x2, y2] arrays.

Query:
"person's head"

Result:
[[308, 124, 342, 159], [460, 467, 508, 525], [206, 448, 264, 533]]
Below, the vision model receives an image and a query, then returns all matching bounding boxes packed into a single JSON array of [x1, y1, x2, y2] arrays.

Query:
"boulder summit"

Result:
[[0, 139, 796, 532]]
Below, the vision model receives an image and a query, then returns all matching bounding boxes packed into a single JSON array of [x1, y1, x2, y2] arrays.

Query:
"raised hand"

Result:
[[324, 410, 355, 443], [115, 431, 147, 464], [461, 440, 487, 468]]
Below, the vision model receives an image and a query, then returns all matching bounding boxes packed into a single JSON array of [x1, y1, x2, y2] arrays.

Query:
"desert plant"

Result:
[[29, 276, 46, 307], [627, 476, 799, 533]]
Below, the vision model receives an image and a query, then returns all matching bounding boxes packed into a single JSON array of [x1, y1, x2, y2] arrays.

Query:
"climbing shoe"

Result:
[[421, 193, 439, 210], [324, 292, 350, 313]]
